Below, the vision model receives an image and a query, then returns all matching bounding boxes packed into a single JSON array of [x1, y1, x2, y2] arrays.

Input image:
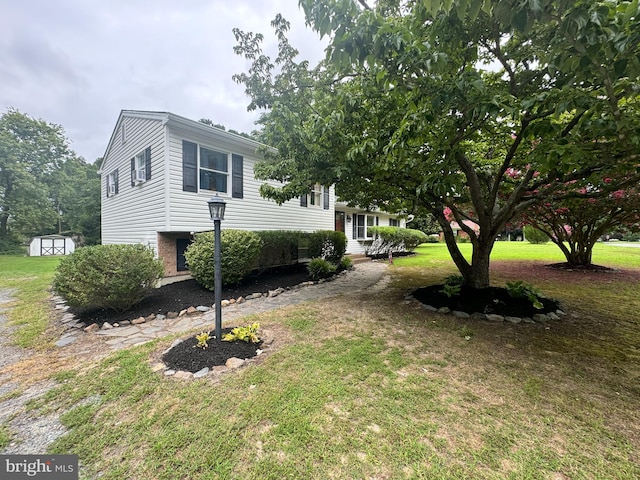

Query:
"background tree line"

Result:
[[0, 109, 101, 253]]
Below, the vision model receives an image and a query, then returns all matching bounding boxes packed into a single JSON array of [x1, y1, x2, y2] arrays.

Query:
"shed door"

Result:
[[41, 238, 65, 256]]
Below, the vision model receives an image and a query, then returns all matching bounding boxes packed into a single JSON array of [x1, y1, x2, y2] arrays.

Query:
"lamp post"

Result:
[[208, 194, 226, 342]]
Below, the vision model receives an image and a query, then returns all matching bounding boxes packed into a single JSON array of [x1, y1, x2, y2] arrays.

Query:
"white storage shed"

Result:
[[29, 235, 76, 256]]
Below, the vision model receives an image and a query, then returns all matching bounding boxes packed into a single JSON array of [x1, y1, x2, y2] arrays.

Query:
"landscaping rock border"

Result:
[[405, 289, 566, 324]]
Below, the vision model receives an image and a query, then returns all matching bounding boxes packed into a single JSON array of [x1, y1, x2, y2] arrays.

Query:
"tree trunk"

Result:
[[565, 242, 594, 266], [466, 239, 493, 289], [437, 215, 493, 289]]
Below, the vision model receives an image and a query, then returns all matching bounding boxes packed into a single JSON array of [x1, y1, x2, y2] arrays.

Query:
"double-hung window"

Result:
[[130, 146, 151, 185], [389, 218, 400, 227], [309, 183, 322, 207], [107, 169, 119, 197], [199, 147, 228, 193], [182, 140, 243, 197], [353, 213, 378, 239]]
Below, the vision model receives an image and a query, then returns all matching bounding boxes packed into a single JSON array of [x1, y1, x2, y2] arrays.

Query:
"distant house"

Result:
[[29, 235, 75, 256], [100, 111, 404, 280]]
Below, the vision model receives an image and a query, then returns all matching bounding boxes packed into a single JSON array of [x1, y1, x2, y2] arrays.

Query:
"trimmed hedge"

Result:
[[307, 230, 347, 264], [254, 230, 302, 270], [185, 229, 262, 290], [52, 244, 164, 313], [366, 227, 428, 255]]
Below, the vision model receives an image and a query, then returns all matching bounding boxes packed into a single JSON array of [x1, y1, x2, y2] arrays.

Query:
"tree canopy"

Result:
[[234, 0, 640, 288], [0, 109, 101, 251]]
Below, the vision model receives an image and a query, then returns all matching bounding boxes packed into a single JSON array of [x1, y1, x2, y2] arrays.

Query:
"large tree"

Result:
[[234, 0, 640, 288], [0, 109, 101, 249]]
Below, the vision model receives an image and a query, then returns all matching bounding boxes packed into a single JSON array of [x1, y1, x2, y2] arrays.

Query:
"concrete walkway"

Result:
[[90, 261, 389, 350]]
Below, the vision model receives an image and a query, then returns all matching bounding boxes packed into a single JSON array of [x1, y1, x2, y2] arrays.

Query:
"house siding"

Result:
[[165, 125, 334, 233], [101, 115, 166, 251]]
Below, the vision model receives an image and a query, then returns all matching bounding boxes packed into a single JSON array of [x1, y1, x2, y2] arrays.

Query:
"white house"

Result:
[[100, 110, 403, 279]]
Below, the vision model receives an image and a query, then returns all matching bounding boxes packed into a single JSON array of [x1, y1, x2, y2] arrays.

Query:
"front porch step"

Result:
[[347, 254, 372, 264]]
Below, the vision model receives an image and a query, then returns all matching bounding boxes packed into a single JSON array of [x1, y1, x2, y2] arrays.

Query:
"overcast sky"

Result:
[[0, 0, 327, 162]]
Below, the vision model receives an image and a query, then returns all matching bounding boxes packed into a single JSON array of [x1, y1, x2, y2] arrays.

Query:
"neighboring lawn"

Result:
[[13, 242, 637, 479], [0, 255, 61, 348]]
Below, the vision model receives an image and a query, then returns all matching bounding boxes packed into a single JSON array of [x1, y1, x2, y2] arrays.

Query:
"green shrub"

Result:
[[254, 230, 302, 270], [52, 244, 164, 312], [524, 225, 550, 244], [339, 256, 353, 271], [366, 227, 429, 255], [307, 257, 337, 280], [307, 230, 347, 264], [185, 229, 262, 290]]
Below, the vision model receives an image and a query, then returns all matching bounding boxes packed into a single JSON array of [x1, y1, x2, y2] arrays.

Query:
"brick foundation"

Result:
[[157, 232, 193, 278]]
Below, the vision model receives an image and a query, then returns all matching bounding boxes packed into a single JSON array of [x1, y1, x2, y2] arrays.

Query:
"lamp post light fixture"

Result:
[[208, 194, 226, 342]]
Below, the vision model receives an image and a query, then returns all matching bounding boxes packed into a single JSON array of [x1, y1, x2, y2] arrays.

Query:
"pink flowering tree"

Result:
[[523, 179, 640, 266]]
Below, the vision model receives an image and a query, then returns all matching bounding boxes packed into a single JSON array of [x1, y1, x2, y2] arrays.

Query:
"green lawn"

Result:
[[0, 255, 61, 348], [4, 245, 640, 479], [393, 241, 640, 269]]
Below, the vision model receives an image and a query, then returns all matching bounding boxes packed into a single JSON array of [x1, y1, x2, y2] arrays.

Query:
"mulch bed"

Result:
[[162, 328, 262, 373], [73, 264, 311, 326], [412, 284, 560, 317]]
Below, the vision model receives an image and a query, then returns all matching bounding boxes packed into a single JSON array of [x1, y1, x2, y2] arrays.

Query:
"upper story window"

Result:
[[182, 140, 243, 198], [106, 169, 119, 197], [389, 218, 399, 227], [300, 184, 330, 209], [309, 183, 322, 207], [131, 147, 151, 185], [200, 146, 228, 193]]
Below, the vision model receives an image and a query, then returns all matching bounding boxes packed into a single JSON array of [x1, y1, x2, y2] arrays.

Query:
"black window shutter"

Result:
[[130, 158, 135, 187], [182, 140, 198, 192], [114, 169, 119, 194], [300, 194, 308, 207], [352, 214, 357, 239], [376, 216, 379, 226], [323, 186, 329, 210], [232, 154, 243, 198], [106, 177, 110, 198], [145, 146, 152, 180]]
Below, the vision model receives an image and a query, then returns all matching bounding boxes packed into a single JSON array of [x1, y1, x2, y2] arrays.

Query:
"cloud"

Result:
[[0, 0, 326, 161]]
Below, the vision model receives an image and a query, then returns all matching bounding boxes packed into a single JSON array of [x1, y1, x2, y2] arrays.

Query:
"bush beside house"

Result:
[[53, 244, 164, 312]]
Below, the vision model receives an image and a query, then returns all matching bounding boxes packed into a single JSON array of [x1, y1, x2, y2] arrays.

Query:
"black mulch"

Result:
[[412, 284, 560, 317], [73, 264, 311, 326], [162, 328, 262, 373]]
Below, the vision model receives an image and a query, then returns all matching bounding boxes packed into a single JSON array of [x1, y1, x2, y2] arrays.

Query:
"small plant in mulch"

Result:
[[162, 325, 263, 373], [414, 277, 560, 318], [505, 280, 544, 310], [222, 322, 260, 343]]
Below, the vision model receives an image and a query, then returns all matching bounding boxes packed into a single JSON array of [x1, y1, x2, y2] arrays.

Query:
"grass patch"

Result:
[[0, 255, 61, 348], [7, 244, 640, 478], [0, 424, 11, 449]]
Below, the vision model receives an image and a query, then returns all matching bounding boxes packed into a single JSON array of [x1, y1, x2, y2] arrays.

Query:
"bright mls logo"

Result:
[[1, 455, 78, 479]]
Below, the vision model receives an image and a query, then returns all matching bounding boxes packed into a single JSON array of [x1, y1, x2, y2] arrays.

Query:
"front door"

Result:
[[335, 211, 345, 233]]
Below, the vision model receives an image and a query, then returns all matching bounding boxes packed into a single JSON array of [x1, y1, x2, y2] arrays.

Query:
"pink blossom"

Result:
[[603, 177, 612, 184], [612, 190, 625, 199]]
